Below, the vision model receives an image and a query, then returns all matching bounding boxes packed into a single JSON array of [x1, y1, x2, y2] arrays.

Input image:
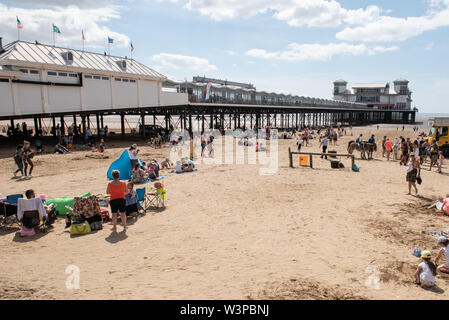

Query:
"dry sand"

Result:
[[0, 124, 448, 300]]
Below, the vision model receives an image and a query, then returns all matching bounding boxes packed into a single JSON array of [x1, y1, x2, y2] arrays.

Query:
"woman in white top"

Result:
[[435, 236, 449, 273], [414, 250, 437, 288], [128, 144, 139, 168]]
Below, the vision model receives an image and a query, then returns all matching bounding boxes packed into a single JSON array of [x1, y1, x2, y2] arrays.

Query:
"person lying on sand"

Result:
[[414, 250, 437, 288], [435, 236, 449, 274]]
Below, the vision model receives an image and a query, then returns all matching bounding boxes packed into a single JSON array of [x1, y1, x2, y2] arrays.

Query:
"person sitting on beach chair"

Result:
[[125, 182, 139, 218], [17, 189, 55, 235]]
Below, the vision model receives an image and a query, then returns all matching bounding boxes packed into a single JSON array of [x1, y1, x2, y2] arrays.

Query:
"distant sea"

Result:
[[416, 112, 449, 122]]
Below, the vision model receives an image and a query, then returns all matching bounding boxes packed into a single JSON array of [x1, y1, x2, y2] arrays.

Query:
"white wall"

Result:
[[17, 83, 42, 115], [139, 80, 159, 106], [0, 82, 14, 116], [114, 79, 138, 108], [48, 86, 81, 113], [160, 92, 188, 106], [83, 77, 112, 110]]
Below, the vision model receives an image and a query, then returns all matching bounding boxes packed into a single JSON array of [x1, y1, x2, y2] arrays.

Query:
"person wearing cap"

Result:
[[414, 250, 437, 288], [435, 236, 449, 274]]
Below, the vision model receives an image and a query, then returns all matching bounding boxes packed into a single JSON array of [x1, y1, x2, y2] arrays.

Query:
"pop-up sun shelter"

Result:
[[107, 150, 143, 180]]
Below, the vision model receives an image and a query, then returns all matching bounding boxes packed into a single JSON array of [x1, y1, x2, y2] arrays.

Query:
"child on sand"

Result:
[[13, 145, 24, 177], [435, 236, 449, 274], [414, 250, 437, 288], [99, 139, 105, 153], [161, 157, 172, 169]]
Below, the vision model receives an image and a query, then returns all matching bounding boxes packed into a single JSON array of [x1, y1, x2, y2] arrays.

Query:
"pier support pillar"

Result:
[[120, 113, 125, 137]]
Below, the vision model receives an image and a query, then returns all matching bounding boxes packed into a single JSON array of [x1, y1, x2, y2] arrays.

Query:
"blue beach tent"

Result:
[[107, 150, 142, 180]]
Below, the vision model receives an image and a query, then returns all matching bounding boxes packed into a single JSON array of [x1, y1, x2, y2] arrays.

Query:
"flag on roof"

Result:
[[16, 16, 23, 29], [131, 41, 134, 53], [205, 81, 212, 100], [108, 37, 114, 44], [53, 24, 61, 34], [82, 30, 85, 41]]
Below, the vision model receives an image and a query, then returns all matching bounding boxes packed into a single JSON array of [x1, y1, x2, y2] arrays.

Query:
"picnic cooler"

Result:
[[299, 156, 309, 167]]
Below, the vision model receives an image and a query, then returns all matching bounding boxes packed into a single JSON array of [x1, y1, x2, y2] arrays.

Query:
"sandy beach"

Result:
[[1, 124, 448, 300]]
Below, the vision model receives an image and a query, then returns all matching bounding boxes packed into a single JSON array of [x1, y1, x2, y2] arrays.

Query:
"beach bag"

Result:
[[352, 164, 360, 172], [90, 221, 103, 231], [417, 176, 422, 185], [20, 226, 36, 237], [70, 221, 91, 235]]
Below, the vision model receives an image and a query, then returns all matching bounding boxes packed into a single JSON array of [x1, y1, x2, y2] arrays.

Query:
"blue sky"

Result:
[[1, 0, 449, 113]]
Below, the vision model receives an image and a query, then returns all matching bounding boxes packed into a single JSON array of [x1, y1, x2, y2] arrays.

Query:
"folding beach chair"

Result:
[[0, 201, 19, 227], [136, 188, 148, 214], [145, 187, 166, 210]]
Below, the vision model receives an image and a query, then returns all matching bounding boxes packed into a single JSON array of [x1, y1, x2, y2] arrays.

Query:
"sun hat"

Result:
[[421, 250, 432, 259], [438, 236, 447, 243]]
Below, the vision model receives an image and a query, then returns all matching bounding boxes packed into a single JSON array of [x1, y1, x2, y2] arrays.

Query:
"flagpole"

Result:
[[53, 28, 55, 47]]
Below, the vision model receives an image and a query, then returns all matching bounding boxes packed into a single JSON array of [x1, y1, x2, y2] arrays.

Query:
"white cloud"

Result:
[[0, 3, 130, 48], [184, 0, 381, 28], [246, 42, 399, 62], [152, 53, 218, 71], [226, 50, 236, 56], [336, 0, 449, 42], [6, 0, 118, 8]]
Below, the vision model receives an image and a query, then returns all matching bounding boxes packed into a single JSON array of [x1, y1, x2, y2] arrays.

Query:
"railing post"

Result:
[[288, 147, 293, 168], [309, 153, 313, 168]]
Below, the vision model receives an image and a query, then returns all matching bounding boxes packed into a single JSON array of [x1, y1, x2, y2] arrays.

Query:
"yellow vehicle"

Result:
[[428, 118, 449, 157]]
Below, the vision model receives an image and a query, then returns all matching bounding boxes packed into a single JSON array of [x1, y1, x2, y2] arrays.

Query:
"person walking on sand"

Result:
[[13, 144, 24, 177], [384, 138, 393, 161], [319, 135, 328, 159], [297, 134, 303, 151], [23, 140, 34, 178], [106, 170, 127, 232], [406, 154, 420, 195], [381, 136, 387, 158]]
